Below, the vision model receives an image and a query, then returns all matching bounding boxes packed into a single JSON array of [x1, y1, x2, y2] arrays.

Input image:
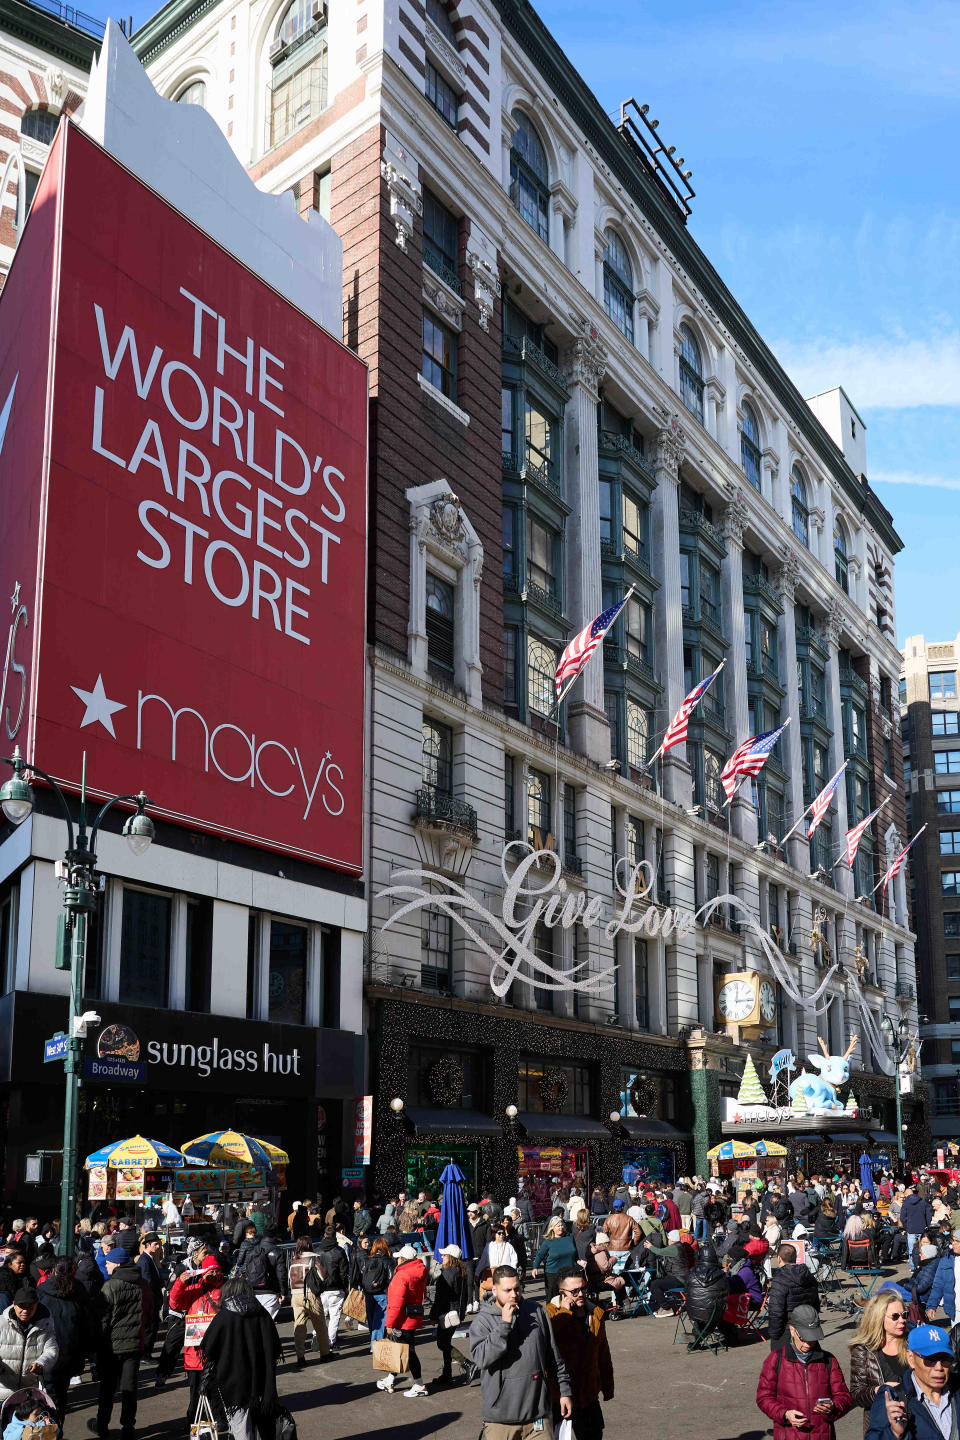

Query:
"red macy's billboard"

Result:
[[0, 125, 367, 873]]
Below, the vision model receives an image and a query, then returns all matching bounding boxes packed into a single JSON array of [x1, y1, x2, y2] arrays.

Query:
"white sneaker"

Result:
[[376, 1376, 395, 1392], [69, 1377, 82, 1388], [404, 1384, 428, 1398]]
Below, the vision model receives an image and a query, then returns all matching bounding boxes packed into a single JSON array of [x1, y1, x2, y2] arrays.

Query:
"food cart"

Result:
[[707, 1139, 787, 1204], [85, 1134, 189, 1225]]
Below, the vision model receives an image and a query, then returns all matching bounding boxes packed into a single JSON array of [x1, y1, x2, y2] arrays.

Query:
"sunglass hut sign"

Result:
[[92, 1024, 303, 1087]]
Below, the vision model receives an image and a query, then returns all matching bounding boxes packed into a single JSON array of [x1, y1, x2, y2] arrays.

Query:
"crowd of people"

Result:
[[0, 1161, 959, 1438]]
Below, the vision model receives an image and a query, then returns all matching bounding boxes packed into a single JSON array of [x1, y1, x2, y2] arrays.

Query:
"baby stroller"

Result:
[[0, 1386, 58, 1440]]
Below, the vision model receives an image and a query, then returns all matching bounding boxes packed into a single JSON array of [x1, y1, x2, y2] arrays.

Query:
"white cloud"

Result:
[[871, 470, 960, 492], [770, 334, 960, 409]]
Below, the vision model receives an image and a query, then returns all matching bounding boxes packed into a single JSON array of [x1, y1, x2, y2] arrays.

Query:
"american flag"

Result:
[[720, 725, 788, 803], [554, 595, 630, 701], [881, 830, 924, 900], [659, 665, 725, 756], [845, 803, 887, 869], [806, 762, 848, 839]]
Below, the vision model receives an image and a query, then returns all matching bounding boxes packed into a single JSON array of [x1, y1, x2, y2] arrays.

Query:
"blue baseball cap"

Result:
[[908, 1325, 953, 1358], [612, 1199, 624, 1210]]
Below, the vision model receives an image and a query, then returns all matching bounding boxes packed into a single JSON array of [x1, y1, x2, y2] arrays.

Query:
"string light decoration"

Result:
[[428, 1056, 464, 1107], [539, 1067, 568, 1112], [628, 1075, 660, 1118]]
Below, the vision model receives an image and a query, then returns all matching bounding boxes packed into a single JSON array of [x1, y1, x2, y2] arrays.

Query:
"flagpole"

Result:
[[778, 759, 849, 849], [550, 585, 635, 718], [723, 715, 790, 807], [867, 824, 927, 898], [830, 794, 892, 869], [644, 658, 726, 773]]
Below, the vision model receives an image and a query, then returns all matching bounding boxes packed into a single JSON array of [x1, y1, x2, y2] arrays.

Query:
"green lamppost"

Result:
[[0, 747, 154, 1255], [880, 1013, 911, 1171]]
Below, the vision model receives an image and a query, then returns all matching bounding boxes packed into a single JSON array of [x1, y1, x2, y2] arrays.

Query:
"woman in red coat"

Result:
[[757, 1306, 853, 1440], [169, 1256, 223, 1423], [376, 1245, 428, 1398]]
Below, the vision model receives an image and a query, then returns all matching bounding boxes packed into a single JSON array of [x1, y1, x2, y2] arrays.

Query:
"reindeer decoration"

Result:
[[788, 1035, 858, 1113]]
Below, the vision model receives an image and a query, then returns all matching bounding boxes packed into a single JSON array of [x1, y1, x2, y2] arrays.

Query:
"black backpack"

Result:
[[305, 1250, 329, 1298], [242, 1244, 271, 1291]]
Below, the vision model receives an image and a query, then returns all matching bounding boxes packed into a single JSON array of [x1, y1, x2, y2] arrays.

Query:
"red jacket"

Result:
[[756, 1344, 852, 1440], [745, 1235, 770, 1264], [662, 1199, 682, 1234], [384, 1257, 428, 1332], [169, 1270, 222, 1371]]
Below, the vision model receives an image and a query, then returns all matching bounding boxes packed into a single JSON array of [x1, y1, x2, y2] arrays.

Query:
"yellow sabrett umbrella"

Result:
[[706, 1140, 756, 1160], [84, 1135, 188, 1169], [181, 1130, 289, 1169]]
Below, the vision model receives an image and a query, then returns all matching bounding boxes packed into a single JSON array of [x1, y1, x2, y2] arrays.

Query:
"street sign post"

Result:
[[43, 1034, 69, 1063]]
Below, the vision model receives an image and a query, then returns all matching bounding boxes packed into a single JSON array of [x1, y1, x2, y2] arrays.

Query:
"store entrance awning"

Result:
[[621, 1117, 689, 1141], [869, 1130, 899, 1144], [828, 1133, 869, 1144], [408, 1107, 502, 1137], [517, 1114, 610, 1140]]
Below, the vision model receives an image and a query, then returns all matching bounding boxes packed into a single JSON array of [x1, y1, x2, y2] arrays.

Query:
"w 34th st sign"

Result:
[[0, 127, 367, 872]]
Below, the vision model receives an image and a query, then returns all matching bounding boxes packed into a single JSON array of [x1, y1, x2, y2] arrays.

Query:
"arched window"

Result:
[[626, 698, 648, 769], [791, 466, 809, 548], [741, 401, 762, 491], [678, 322, 704, 423], [834, 518, 849, 593], [509, 110, 549, 242], [269, 0, 328, 147], [20, 109, 59, 144], [527, 637, 558, 717], [704, 748, 724, 810], [602, 228, 634, 343], [174, 79, 206, 106]]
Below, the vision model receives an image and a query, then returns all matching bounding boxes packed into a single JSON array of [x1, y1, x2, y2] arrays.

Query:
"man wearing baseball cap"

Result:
[[868, 1325, 960, 1440], [757, 1304, 852, 1440]]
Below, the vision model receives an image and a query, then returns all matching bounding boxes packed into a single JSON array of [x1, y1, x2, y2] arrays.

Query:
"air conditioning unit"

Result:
[[311, 0, 327, 20], [269, 36, 286, 59], [787, 939, 798, 956]]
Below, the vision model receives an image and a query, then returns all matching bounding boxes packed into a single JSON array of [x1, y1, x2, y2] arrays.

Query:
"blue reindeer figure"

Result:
[[789, 1035, 858, 1113]]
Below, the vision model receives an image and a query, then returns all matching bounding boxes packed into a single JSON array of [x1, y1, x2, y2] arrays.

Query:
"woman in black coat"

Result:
[[429, 1252, 468, 1385], [201, 1277, 280, 1440], [37, 1257, 100, 1423], [684, 1245, 729, 1342]]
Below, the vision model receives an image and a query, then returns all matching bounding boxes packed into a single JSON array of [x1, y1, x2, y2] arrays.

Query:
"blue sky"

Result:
[[111, 0, 957, 644]]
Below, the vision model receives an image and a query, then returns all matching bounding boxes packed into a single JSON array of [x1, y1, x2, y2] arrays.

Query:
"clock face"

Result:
[[717, 980, 756, 1022], [759, 981, 777, 1023]]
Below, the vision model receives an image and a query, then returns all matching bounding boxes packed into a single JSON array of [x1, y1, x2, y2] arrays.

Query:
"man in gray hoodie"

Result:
[[469, 1266, 571, 1438]]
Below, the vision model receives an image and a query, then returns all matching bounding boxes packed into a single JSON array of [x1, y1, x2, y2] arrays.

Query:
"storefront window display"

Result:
[[621, 1144, 675, 1187], [517, 1145, 589, 1217], [405, 1144, 477, 1195], [407, 1045, 488, 1110], [619, 1068, 678, 1122], [518, 1057, 592, 1115]]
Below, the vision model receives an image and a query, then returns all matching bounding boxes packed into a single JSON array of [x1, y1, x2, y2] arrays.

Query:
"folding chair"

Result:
[[620, 1266, 654, 1317], [845, 1266, 886, 1300], [685, 1300, 727, 1355], [672, 1295, 691, 1344], [721, 1290, 765, 1344]]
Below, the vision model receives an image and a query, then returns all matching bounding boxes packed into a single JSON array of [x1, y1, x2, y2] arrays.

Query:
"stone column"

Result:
[[563, 321, 609, 763], [650, 409, 691, 807], [824, 610, 853, 897], [720, 489, 756, 844], [777, 548, 809, 872]]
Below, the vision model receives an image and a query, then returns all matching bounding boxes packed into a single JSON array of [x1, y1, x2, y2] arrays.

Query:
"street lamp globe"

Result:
[[505, 1104, 518, 1120], [0, 773, 35, 825], [389, 1097, 404, 1114], [609, 1111, 622, 1124], [880, 1015, 894, 1043], [122, 809, 155, 857]]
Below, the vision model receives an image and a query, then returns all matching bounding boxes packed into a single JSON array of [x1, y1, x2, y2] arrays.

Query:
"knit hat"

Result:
[[201, 1255, 222, 1272], [104, 1248, 128, 1264], [667, 1230, 681, 1244], [593, 1234, 610, 1246]]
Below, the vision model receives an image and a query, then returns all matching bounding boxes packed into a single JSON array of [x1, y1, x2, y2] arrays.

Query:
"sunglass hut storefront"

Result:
[[0, 992, 362, 1211]]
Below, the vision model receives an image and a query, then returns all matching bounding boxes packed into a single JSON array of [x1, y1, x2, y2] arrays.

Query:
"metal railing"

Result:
[[414, 788, 478, 835]]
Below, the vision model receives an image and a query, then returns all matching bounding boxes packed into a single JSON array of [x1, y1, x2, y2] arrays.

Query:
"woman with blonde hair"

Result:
[[841, 1211, 876, 1269], [848, 1290, 909, 1429]]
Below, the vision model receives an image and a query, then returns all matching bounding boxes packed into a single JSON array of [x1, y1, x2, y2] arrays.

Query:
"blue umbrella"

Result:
[[433, 1161, 474, 1263], [859, 1152, 876, 1199]]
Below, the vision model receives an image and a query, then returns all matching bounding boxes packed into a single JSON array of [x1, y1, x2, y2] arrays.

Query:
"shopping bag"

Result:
[[371, 1337, 410, 1373], [274, 1407, 297, 1440], [343, 1288, 367, 1324], [189, 1396, 219, 1440], [557, 1421, 573, 1440]]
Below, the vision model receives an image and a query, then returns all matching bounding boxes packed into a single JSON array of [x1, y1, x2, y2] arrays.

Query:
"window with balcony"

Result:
[[791, 466, 809, 548], [425, 573, 455, 679], [425, 60, 459, 127], [622, 491, 647, 561], [810, 663, 826, 719], [527, 767, 552, 847], [939, 790, 960, 814], [679, 550, 691, 610], [527, 637, 558, 717], [741, 402, 762, 490], [931, 671, 958, 701], [634, 938, 649, 1029], [268, 0, 328, 149], [510, 110, 549, 242], [603, 228, 634, 343], [422, 188, 459, 290], [526, 514, 558, 597], [422, 716, 453, 797], [679, 323, 704, 423], [524, 399, 557, 481], [623, 596, 651, 667], [933, 713, 960, 736], [422, 309, 457, 399], [936, 751, 960, 775], [834, 518, 849, 593]]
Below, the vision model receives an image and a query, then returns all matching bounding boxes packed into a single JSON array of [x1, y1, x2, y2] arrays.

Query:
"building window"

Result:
[[943, 832, 960, 855], [834, 519, 849, 593], [509, 110, 549, 242], [931, 671, 958, 700], [933, 713, 960, 736], [634, 938, 649, 1029], [425, 60, 459, 127], [627, 816, 644, 868], [527, 767, 552, 847], [626, 698, 649, 769], [425, 573, 455, 679], [524, 399, 556, 479], [119, 889, 171, 1007], [268, 0, 328, 148], [268, 919, 307, 1024], [504, 754, 516, 836], [605, 690, 621, 760], [704, 749, 724, 811], [622, 491, 647, 560], [563, 783, 578, 867], [699, 560, 721, 626], [426, 0, 456, 36], [935, 751, 960, 775], [0, 882, 15, 996], [624, 595, 650, 664], [422, 188, 459, 289], [422, 717, 453, 796], [504, 628, 518, 707], [950, 997, 960, 1022], [740, 402, 761, 490], [528, 638, 557, 717], [174, 79, 206, 106], [678, 323, 704, 423], [944, 873, 960, 897], [946, 915, 960, 938], [532, 921, 554, 1011], [602, 228, 634, 343], [526, 514, 558, 596], [185, 897, 213, 1013], [517, 1057, 591, 1116], [422, 309, 457, 399], [952, 1040, 960, 1064], [421, 886, 453, 992], [947, 956, 960, 981], [939, 790, 960, 814], [791, 467, 809, 548]]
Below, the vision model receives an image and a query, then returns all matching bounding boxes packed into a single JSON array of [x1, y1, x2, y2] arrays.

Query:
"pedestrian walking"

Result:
[[235, 1225, 286, 1321], [469, 1264, 572, 1438], [766, 1241, 820, 1348], [286, 1238, 329, 1367], [90, 1247, 153, 1440], [200, 1276, 280, 1440], [848, 1292, 909, 1431], [167, 1255, 224, 1424], [756, 1304, 852, 1440], [36, 1259, 98, 1425], [0, 1257, 28, 1316], [429, 1245, 468, 1387], [357, 1237, 393, 1349], [312, 1225, 349, 1354], [899, 1188, 933, 1268], [135, 1234, 164, 1359], [0, 1286, 58, 1402], [376, 1245, 428, 1398], [530, 1221, 578, 1301], [545, 1266, 613, 1439]]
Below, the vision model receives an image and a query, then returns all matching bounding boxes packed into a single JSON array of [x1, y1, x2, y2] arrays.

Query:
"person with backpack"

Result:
[[287, 1238, 329, 1367], [357, 1237, 393, 1350], [756, 1304, 853, 1440], [235, 1225, 286, 1321], [311, 1226, 349, 1355], [92, 1247, 153, 1440]]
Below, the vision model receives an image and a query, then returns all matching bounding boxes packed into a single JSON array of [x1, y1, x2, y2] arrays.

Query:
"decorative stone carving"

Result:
[[45, 66, 67, 109], [564, 319, 607, 397], [422, 272, 462, 329], [777, 546, 801, 601], [809, 505, 825, 533], [381, 141, 422, 251], [824, 599, 844, 646], [721, 486, 749, 547], [430, 493, 466, 547], [466, 251, 500, 333], [652, 406, 687, 474]]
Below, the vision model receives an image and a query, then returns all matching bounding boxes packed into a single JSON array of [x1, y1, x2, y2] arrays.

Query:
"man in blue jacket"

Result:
[[899, 1189, 933, 1267], [867, 1325, 960, 1440], [925, 1230, 960, 1323]]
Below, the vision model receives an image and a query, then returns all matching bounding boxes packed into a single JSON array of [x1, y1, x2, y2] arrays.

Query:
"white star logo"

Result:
[[70, 674, 126, 738]]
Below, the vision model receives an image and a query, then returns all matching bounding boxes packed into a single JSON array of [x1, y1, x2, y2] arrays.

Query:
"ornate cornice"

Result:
[[564, 319, 607, 397]]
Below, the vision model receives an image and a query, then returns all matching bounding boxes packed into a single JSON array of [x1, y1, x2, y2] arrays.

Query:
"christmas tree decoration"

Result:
[[737, 1054, 768, 1106], [791, 1082, 809, 1114]]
